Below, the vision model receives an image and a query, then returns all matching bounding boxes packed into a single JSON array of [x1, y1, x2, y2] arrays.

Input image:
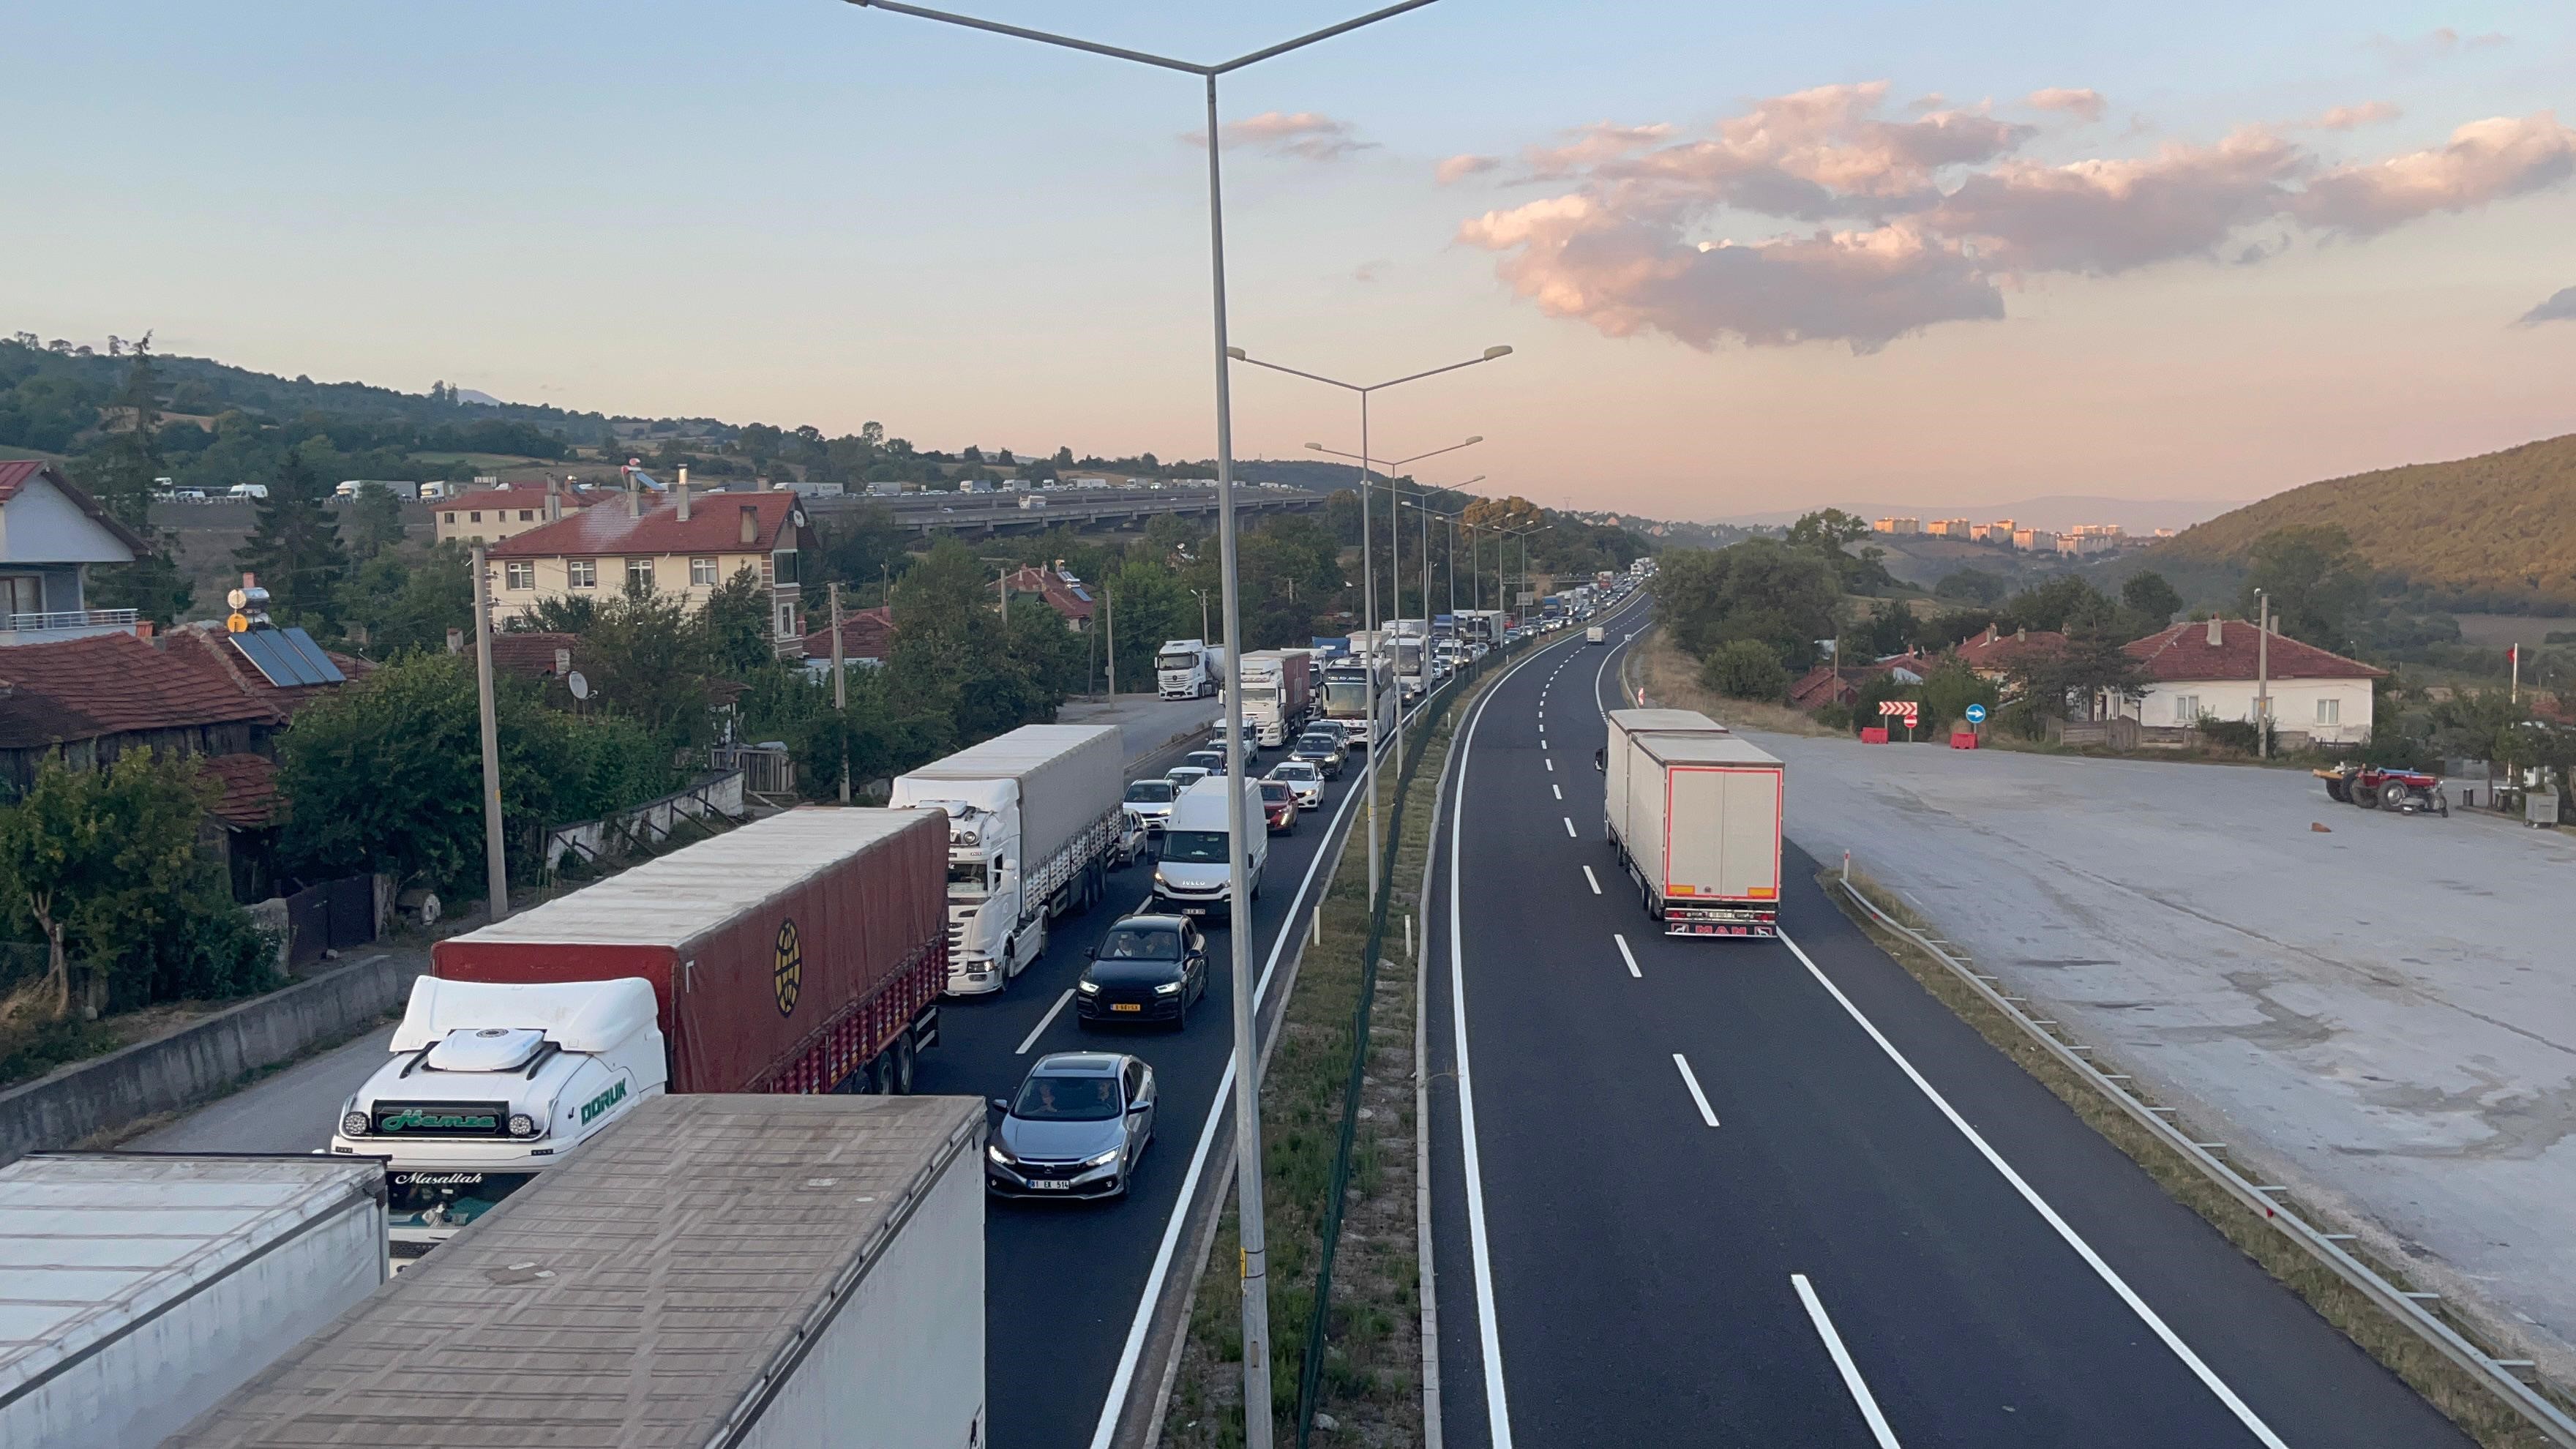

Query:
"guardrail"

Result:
[[1830, 860, 2576, 1448]]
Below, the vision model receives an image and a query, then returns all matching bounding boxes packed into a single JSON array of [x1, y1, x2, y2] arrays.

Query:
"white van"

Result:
[[1151, 774, 1268, 923], [225, 483, 269, 501]]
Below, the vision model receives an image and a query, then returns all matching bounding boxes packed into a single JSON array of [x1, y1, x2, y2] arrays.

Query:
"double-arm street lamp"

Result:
[[836, 4, 1442, 1443]]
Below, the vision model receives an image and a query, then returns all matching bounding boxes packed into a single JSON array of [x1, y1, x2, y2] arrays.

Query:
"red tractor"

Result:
[[2315, 763, 2449, 815]]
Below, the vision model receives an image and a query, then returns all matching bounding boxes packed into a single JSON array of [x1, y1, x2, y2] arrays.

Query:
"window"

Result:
[[775, 601, 796, 637], [518, 509, 534, 522], [2317, 697, 2340, 726], [2173, 694, 2201, 724], [469, 511, 482, 523], [771, 550, 800, 585], [503, 561, 534, 591], [626, 558, 655, 591], [690, 557, 718, 587], [568, 559, 598, 589], [443, 512, 457, 525]]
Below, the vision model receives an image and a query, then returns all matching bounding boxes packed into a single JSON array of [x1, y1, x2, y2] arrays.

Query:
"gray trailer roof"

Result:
[[168, 1095, 983, 1448], [0, 1154, 384, 1402]]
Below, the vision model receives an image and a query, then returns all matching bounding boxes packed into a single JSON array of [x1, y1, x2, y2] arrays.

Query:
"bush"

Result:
[[1812, 701, 1855, 732], [2195, 715, 2276, 756], [1698, 639, 1790, 700]]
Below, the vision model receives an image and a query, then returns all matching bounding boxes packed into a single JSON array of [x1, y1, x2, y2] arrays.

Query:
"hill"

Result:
[[2151, 433, 2576, 607], [1720, 494, 2244, 535]]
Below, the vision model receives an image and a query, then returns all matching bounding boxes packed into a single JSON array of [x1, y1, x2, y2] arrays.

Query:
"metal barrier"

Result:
[[1832, 861, 2576, 1448]]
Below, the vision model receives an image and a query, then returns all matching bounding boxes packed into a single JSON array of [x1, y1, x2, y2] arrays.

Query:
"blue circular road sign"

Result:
[[1964, 703, 1989, 724]]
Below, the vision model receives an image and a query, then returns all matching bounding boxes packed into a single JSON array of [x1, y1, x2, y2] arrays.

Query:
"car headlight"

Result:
[[1154, 981, 1183, 995], [340, 1111, 370, 1138], [1076, 979, 1100, 995], [1082, 1148, 1122, 1168], [508, 1112, 541, 1138], [987, 1144, 1012, 1166]]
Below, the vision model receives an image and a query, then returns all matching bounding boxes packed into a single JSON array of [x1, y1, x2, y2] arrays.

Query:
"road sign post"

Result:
[[1879, 699, 1920, 744]]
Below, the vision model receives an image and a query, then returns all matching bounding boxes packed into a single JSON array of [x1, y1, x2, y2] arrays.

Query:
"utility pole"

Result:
[[830, 582, 850, 804], [470, 544, 509, 922], [2255, 592, 2272, 760], [1106, 580, 1117, 697]]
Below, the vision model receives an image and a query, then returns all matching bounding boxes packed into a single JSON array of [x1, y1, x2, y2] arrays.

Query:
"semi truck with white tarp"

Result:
[[1601, 708, 1784, 937]]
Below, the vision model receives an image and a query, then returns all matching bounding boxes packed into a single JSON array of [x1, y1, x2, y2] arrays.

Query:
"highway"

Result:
[[1420, 602, 2470, 1447]]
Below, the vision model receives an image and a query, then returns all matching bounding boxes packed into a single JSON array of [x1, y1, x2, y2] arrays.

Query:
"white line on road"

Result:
[[1775, 930, 2290, 1449], [1016, 989, 1074, 1055], [1671, 1053, 1719, 1126], [1791, 1274, 1901, 1448], [1544, 758, 1554, 772], [1583, 866, 1602, 895], [1552, 784, 1562, 801], [1614, 933, 1641, 978], [1562, 817, 1576, 837]]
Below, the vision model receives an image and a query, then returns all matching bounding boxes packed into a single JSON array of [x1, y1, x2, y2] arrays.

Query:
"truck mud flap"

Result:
[[912, 1003, 941, 1049]]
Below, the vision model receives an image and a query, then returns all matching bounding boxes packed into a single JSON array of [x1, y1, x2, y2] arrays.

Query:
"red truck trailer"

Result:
[[428, 806, 949, 1095]]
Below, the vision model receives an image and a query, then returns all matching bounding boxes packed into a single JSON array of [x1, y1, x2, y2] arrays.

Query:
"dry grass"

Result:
[[1636, 628, 1841, 735], [1824, 866, 2576, 1449]]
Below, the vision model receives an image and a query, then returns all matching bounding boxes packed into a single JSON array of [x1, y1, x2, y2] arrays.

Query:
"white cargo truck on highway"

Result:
[[0, 1154, 385, 1449], [893, 724, 1126, 993], [1235, 649, 1314, 746], [1602, 708, 1784, 937], [1158, 637, 1218, 699], [172, 1096, 987, 1449]]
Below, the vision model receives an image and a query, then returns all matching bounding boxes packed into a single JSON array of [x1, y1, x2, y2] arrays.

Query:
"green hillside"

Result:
[[2153, 433, 2576, 604]]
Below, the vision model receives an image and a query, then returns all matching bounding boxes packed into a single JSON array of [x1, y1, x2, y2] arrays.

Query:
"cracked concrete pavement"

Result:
[[1748, 730, 2576, 1374]]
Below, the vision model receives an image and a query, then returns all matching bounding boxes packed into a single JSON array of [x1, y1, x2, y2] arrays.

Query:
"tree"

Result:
[[0, 751, 270, 1019], [80, 342, 195, 626], [581, 588, 718, 747], [2121, 569, 2183, 624], [1935, 568, 2006, 605], [1652, 541, 1840, 667], [1783, 508, 1894, 594], [2241, 525, 2368, 648], [2008, 622, 2148, 722], [1699, 640, 1790, 700], [337, 542, 472, 655], [704, 566, 776, 675], [1916, 659, 1999, 737], [518, 591, 599, 634], [1052, 445, 1075, 467], [340, 481, 410, 561], [236, 447, 350, 629], [2004, 574, 2115, 632]]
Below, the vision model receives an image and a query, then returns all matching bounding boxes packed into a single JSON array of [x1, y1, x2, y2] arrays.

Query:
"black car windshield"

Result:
[[1126, 781, 1175, 804], [1013, 1074, 1120, 1120], [1098, 926, 1183, 960], [1163, 829, 1228, 863]]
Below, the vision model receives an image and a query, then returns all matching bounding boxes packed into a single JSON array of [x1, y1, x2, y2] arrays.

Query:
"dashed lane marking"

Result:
[[1672, 1053, 1720, 1126]]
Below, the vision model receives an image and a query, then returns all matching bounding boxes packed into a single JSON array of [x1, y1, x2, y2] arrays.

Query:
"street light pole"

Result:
[[470, 544, 509, 922], [839, 7, 1445, 1441]]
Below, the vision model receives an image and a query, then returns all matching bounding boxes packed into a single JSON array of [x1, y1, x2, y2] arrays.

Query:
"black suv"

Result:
[[1077, 914, 1210, 1027]]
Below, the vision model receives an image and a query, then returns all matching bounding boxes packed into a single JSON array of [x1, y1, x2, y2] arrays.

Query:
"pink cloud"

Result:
[[2317, 101, 2401, 131], [1927, 127, 2307, 273], [1436, 154, 1502, 186], [2026, 88, 2108, 124], [2296, 112, 2576, 233], [1196, 111, 1376, 162]]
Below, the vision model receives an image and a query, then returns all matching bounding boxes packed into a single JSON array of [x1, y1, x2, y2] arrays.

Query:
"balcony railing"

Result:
[[0, 607, 141, 641]]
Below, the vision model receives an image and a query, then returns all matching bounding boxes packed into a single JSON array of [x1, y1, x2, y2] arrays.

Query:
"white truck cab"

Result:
[[1158, 639, 1215, 700], [1152, 774, 1268, 923], [329, 976, 666, 1261]]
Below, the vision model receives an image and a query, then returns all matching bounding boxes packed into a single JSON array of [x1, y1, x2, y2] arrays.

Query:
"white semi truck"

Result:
[[1235, 649, 1314, 746], [174, 1096, 988, 1449], [1601, 708, 1785, 937], [892, 724, 1127, 993], [1157, 638, 1218, 699]]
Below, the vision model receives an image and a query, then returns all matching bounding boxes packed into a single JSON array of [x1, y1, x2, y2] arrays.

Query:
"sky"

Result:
[[8, 1, 2574, 522]]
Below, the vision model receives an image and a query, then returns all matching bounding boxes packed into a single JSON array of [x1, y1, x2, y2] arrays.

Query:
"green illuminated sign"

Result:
[[380, 1108, 498, 1134]]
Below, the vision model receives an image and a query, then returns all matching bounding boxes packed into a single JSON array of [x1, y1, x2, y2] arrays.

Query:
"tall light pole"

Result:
[[836, 7, 1442, 1441], [1304, 435, 1484, 785]]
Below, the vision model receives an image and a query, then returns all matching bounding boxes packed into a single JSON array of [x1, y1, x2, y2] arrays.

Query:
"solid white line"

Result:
[[1551, 784, 1562, 801], [1614, 933, 1641, 978], [1792, 1274, 1902, 1448], [1583, 866, 1602, 896], [1671, 1053, 1719, 1126], [1562, 817, 1576, 837], [1016, 989, 1074, 1055], [1775, 930, 2290, 1449], [1087, 763, 1375, 1449]]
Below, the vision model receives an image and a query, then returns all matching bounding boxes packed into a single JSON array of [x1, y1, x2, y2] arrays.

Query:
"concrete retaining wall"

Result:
[[0, 952, 422, 1168]]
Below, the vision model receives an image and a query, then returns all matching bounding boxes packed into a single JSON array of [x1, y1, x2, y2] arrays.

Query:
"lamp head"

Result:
[[1304, 443, 1324, 453], [1225, 346, 1246, 361], [1483, 345, 1513, 361], [1465, 435, 1484, 446]]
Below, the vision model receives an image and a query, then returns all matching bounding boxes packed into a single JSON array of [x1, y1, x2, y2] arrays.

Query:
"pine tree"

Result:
[[83, 340, 195, 625], [236, 449, 348, 630]]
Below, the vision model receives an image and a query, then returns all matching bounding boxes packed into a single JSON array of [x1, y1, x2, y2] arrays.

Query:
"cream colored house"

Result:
[[487, 485, 811, 656], [432, 486, 589, 546], [2112, 618, 2384, 747]]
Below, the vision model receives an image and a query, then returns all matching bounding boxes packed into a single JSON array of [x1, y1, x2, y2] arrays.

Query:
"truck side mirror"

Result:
[[1594, 748, 1606, 774]]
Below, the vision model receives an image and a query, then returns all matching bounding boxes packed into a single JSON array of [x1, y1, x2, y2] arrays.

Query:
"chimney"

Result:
[[676, 466, 692, 523], [1982, 624, 1999, 645], [626, 474, 642, 520], [543, 475, 561, 523], [2206, 616, 2224, 648], [738, 503, 759, 547]]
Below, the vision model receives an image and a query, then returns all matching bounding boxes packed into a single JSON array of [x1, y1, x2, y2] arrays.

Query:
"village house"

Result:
[[433, 483, 592, 547], [802, 606, 897, 676], [0, 460, 147, 646], [1953, 624, 2067, 686], [1001, 564, 1096, 630], [487, 479, 811, 657], [2113, 617, 2382, 746]]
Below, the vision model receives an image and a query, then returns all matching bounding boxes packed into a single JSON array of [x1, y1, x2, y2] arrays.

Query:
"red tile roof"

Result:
[[487, 631, 583, 681], [2124, 619, 2384, 682], [435, 487, 585, 516], [803, 606, 895, 662], [489, 491, 803, 559], [0, 633, 281, 749], [198, 752, 279, 828], [1955, 625, 2067, 671], [158, 624, 370, 713], [1003, 566, 1096, 624], [0, 460, 149, 554], [1789, 665, 1856, 710]]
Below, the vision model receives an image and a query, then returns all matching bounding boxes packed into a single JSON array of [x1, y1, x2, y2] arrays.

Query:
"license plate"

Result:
[[1111, 1002, 1142, 1013], [1030, 1180, 1070, 1191]]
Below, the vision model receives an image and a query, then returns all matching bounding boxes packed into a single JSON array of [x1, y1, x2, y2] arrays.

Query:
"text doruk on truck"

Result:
[[1601, 708, 1785, 937], [329, 807, 948, 1260]]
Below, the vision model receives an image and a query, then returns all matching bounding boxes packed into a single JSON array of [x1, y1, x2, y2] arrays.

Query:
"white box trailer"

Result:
[[171, 1094, 986, 1449], [1603, 708, 1784, 937], [0, 1154, 386, 1449]]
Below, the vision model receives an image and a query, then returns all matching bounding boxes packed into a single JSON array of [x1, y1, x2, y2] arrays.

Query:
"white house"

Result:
[[0, 460, 147, 646], [2116, 617, 2383, 746]]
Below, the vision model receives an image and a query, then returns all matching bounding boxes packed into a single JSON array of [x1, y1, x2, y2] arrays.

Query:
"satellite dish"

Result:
[[567, 670, 591, 700], [226, 588, 248, 611]]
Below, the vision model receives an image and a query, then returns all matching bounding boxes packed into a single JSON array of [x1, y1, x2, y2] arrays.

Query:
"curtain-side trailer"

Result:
[[1602, 708, 1785, 937]]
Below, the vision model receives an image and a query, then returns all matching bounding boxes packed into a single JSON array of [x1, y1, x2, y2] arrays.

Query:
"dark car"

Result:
[[1077, 915, 1209, 1027], [1291, 731, 1347, 778], [987, 1052, 1158, 1199]]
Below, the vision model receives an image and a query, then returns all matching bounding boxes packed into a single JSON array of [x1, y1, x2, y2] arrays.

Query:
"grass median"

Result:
[[1161, 670, 1491, 1448]]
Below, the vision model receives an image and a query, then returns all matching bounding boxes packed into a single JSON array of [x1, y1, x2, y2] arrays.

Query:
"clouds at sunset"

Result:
[[2515, 286, 2576, 328], [1454, 87, 2576, 353], [1194, 111, 1375, 162]]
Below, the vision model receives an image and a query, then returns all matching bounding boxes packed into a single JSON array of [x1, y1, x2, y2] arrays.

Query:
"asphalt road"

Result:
[[1422, 601, 2469, 1447]]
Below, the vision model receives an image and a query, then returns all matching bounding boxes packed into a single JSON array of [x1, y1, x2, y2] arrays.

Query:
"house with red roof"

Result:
[[432, 482, 594, 547], [488, 483, 812, 658], [802, 605, 896, 674], [0, 460, 149, 646], [2116, 617, 2384, 746], [1003, 564, 1096, 629], [1952, 624, 2068, 684]]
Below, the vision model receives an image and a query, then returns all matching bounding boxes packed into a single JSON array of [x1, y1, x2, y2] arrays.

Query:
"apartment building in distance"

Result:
[[487, 480, 812, 656], [431, 482, 597, 547], [1871, 516, 1921, 535]]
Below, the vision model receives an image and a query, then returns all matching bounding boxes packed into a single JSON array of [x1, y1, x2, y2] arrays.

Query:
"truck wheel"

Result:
[[868, 1050, 896, 1096], [891, 1036, 916, 1095]]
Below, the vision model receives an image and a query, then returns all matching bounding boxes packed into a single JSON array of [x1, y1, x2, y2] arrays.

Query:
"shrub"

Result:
[[1698, 639, 1791, 701]]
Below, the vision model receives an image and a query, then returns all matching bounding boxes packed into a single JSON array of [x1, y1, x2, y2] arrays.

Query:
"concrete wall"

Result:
[[0, 952, 423, 1168]]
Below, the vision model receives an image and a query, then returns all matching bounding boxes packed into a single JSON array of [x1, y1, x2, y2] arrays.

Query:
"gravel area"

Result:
[[1748, 730, 2576, 1376]]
